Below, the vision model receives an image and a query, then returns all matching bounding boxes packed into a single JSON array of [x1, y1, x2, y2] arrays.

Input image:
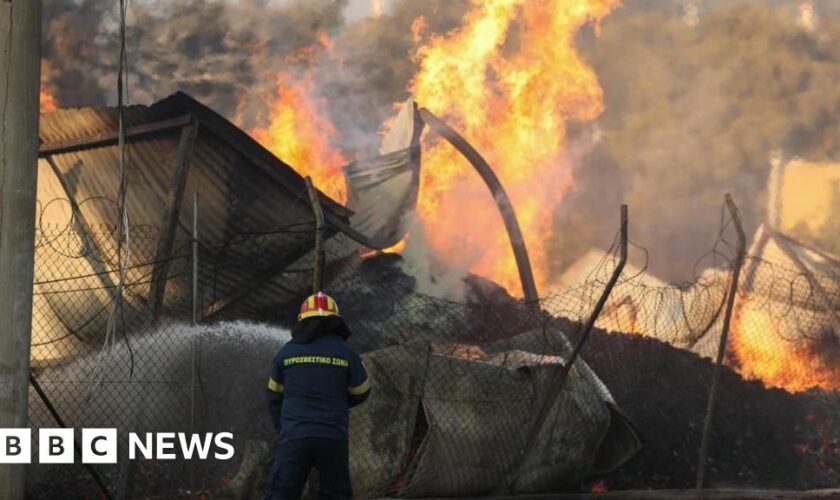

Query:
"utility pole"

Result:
[[0, 1, 42, 498]]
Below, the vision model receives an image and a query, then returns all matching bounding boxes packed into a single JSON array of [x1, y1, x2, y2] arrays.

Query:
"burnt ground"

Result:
[[340, 255, 840, 493], [577, 328, 840, 492]]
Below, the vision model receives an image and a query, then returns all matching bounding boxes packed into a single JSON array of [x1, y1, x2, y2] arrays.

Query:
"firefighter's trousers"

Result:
[[264, 436, 352, 500]]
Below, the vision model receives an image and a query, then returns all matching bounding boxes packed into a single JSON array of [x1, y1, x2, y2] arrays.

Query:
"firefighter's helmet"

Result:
[[298, 292, 340, 321]]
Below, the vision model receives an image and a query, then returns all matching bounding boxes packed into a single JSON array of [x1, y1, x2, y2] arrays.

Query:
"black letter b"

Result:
[[49, 436, 64, 456], [6, 436, 21, 456]]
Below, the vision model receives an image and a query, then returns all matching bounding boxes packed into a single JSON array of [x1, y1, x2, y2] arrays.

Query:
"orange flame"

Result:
[[40, 86, 58, 113], [731, 301, 840, 392], [248, 32, 347, 203], [249, 72, 347, 204], [316, 30, 335, 53], [409, 0, 620, 295], [247, 2, 621, 297], [360, 235, 409, 259], [411, 16, 427, 44]]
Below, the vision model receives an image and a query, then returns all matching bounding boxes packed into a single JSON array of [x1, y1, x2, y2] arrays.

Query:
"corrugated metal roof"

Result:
[[34, 92, 367, 361], [39, 105, 155, 145]]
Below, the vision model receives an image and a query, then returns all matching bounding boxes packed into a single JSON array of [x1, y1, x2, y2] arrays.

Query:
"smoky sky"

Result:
[[40, 0, 467, 131], [42, 0, 351, 114], [571, 0, 840, 281]]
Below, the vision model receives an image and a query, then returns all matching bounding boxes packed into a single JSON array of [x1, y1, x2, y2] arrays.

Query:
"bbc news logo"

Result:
[[0, 429, 235, 464]]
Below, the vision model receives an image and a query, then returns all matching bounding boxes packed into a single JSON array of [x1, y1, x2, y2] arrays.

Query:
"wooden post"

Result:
[[0, 1, 41, 497], [149, 121, 199, 320], [696, 194, 747, 490], [417, 108, 539, 304], [304, 177, 325, 293], [192, 192, 199, 325]]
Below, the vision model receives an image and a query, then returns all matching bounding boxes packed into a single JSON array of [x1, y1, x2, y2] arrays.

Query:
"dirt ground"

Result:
[[577, 328, 840, 492]]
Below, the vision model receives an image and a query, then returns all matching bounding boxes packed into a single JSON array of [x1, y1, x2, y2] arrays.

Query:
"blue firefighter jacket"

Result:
[[266, 318, 370, 441]]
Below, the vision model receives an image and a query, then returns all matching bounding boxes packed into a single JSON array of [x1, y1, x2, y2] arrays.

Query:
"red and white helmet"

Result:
[[298, 292, 340, 321]]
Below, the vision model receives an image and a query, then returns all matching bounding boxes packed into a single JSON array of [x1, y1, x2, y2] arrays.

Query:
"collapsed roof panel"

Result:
[[344, 99, 424, 249]]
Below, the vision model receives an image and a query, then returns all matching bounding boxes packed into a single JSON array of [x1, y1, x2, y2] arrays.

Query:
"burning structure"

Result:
[[29, 87, 840, 498], [29, 92, 642, 498], [35, 93, 353, 356]]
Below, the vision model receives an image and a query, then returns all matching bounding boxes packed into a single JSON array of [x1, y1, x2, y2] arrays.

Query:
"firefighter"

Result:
[[264, 292, 370, 500]]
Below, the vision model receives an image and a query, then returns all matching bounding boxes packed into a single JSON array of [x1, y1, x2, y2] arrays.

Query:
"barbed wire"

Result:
[[24, 202, 840, 497]]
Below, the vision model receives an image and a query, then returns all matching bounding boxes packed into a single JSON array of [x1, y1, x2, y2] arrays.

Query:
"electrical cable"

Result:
[[90, 0, 134, 397]]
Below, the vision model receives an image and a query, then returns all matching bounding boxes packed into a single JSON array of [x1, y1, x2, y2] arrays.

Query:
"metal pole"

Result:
[[696, 194, 746, 490], [563, 205, 628, 375], [500, 205, 628, 493], [190, 192, 199, 492], [417, 108, 539, 304], [192, 191, 199, 326], [0, 1, 41, 497], [304, 177, 325, 293]]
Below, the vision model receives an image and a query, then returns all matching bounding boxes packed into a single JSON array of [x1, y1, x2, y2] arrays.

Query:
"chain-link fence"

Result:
[[26, 200, 840, 498]]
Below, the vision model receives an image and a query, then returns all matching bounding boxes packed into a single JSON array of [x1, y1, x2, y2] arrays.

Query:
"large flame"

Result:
[[196, 1, 840, 393], [248, 32, 347, 204], [409, 0, 620, 295], [731, 301, 840, 392], [248, 2, 619, 296], [249, 72, 347, 203]]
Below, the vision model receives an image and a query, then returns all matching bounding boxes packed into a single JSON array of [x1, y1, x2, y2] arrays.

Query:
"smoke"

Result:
[[42, 0, 350, 119], [38, 0, 470, 296], [42, 0, 112, 106], [562, 0, 840, 282], [29, 320, 288, 494], [40, 0, 466, 136], [398, 213, 470, 301], [311, 0, 470, 155], [549, 124, 625, 278]]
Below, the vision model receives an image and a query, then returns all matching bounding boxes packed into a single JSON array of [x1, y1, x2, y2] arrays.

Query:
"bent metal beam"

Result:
[[418, 108, 540, 304]]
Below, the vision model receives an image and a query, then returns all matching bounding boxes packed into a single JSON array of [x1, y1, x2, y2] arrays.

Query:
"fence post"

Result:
[[499, 205, 628, 493], [304, 177, 325, 293], [192, 191, 199, 326], [0, 1, 41, 497], [190, 191, 199, 492], [562, 204, 628, 377], [696, 193, 746, 490]]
